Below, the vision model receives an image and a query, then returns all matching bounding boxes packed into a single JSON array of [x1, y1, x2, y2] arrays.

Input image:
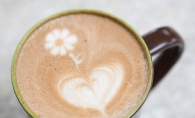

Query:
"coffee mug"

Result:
[[12, 9, 184, 118]]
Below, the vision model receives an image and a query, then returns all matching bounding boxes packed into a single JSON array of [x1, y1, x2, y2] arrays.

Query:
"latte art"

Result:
[[46, 28, 125, 112], [58, 63, 124, 112], [45, 28, 78, 56], [44, 28, 125, 112], [15, 12, 150, 118]]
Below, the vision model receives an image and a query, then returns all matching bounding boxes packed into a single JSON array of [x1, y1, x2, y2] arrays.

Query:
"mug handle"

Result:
[[142, 27, 184, 88]]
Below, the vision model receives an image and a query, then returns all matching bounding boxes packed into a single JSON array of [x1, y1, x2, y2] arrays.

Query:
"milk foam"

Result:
[[15, 13, 150, 118], [58, 63, 124, 112], [45, 29, 77, 56]]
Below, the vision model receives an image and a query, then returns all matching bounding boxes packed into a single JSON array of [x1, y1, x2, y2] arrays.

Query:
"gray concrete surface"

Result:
[[0, 0, 195, 118]]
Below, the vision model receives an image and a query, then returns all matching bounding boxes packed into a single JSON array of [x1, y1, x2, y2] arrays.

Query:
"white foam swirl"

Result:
[[58, 63, 124, 112]]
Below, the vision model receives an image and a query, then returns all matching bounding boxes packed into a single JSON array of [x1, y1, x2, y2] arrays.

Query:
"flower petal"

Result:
[[65, 43, 74, 50], [53, 29, 61, 38], [60, 29, 69, 38], [45, 33, 55, 42], [50, 47, 59, 56], [59, 47, 67, 56], [64, 35, 77, 44], [45, 42, 54, 49]]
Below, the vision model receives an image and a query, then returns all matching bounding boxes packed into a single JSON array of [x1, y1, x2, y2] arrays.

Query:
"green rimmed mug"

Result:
[[12, 9, 184, 118]]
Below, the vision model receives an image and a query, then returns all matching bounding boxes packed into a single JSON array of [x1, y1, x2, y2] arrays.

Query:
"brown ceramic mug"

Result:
[[12, 10, 184, 118], [143, 27, 184, 88]]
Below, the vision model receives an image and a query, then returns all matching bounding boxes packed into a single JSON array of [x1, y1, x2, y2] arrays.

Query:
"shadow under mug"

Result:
[[12, 10, 184, 118]]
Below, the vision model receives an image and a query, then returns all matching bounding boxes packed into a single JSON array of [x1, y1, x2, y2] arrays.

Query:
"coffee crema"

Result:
[[15, 12, 150, 118]]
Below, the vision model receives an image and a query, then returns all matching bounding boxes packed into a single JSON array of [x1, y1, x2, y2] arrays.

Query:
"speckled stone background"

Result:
[[0, 0, 195, 118]]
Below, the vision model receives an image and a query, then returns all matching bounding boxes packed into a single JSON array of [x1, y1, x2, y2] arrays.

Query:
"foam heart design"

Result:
[[58, 63, 124, 112]]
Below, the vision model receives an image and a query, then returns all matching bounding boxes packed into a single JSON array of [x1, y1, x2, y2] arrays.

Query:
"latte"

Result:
[[14, 11, 150, 118]]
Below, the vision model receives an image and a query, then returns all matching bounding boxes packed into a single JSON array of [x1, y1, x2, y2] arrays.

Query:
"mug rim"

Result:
[[11, 9, 153, 118]]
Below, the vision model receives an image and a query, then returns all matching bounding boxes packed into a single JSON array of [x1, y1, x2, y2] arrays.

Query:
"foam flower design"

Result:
[[45, 29, 77, 56]]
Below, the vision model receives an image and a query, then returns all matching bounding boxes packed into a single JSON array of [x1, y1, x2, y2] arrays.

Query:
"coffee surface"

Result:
[[15, 13, 149, 118]]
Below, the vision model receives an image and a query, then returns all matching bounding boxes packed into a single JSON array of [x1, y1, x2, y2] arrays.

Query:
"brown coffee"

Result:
[[15, 12, 150, 118]]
